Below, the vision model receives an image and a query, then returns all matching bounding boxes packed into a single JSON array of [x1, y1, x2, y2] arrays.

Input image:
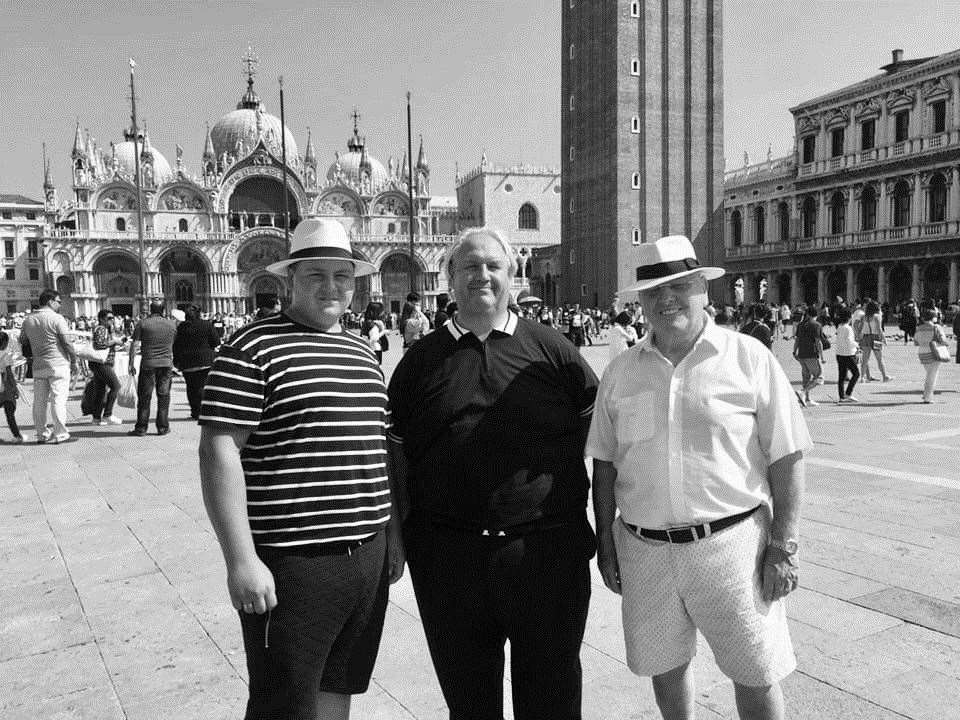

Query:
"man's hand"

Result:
[[128, 364, 137, 376], [597, 533, 622, 595], [487, 468, 553, 526], [227, 556, 278, 614], [761, 545, 798, 602], [386, 521, 405, 584]]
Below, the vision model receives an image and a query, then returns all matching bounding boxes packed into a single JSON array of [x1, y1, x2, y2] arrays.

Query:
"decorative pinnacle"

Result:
[[242, 46, 259, 82], [351, 107, 361, 133]]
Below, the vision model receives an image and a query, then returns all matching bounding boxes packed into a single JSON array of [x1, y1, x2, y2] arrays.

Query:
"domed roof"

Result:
[[326, 126, 388, 186], [112, 133, 173, 185], [210, 76, 298, 162]]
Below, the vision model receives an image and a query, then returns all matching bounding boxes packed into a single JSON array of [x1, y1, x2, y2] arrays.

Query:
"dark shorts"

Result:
[[240, 531, 388, 719]]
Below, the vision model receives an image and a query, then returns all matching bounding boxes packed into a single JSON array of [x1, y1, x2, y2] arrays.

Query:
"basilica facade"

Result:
[[41, 57, 458, 319]]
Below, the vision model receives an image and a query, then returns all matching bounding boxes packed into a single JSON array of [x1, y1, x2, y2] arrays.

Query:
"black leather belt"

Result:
[[624, 506, 759, 544], [425, 513, 579, 538]]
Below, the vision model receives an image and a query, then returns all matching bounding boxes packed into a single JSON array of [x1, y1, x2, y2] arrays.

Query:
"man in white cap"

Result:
[[198, 218, 404, 720], [587, 235, 811, 720]]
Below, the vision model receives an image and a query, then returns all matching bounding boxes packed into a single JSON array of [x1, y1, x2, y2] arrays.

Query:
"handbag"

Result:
[[80, 378, 100, 416], [931, 340, 951, 363], [117, 374, 137, 408], [820, 333, 831, 351]]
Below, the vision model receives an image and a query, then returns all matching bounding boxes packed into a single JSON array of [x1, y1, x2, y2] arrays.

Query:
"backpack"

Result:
[[379, 332, 389, 351]]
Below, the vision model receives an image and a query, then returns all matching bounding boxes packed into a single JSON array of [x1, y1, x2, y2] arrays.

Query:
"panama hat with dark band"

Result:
[[621, 235, 724, 293], [266, 218, 377, 276]]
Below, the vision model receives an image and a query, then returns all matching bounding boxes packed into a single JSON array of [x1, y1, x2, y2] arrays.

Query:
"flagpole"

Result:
[[406, 91, 416, 296], [129, 59, 147, 312], [278, 75, 291, 247]]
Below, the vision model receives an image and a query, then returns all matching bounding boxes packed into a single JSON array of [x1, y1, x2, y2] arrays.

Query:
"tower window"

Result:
[[29, 268, 39, 281], [861, 119, 876, 150], [569, 43, 575, 60], [5, 268, 14, 280], [569, 198, 574, 214], [630, 1, 640, 17], [116, 218, 126, 231], [569, 94, 575, 111], [631, 228, 641, 246], [569, 145, 575, 161], [830, 128, 844, 158], [631, 116, 640, 133], [630, 58, 640, 76], [631, 172, 640, 189], [178, 218, 188, 232], [801, 135, 816, 164]]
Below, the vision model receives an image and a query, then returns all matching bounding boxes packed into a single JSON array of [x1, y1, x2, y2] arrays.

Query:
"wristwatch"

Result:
[[768, 537, 799, 554]]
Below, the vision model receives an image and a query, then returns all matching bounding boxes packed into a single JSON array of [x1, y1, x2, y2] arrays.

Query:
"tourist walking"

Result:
[[608, 311, 639, 360], [400, 292, 430, 350], [793, 305, 827, 407], [127, 301, 177, 436], [387, 226, 599, 720], [740, 302, 773, 349], [88, 309, 124, 425], [833, 307, 860, 402], [0, 330, 23, 443], [199, 218, 401, 720], [20, 289, 78, 443], [914, 308, 950, 403], [172, 304, 221, 420], [589, 235, 809, 720], [900, 299, 919, 343], [858, 301, 892, 382]]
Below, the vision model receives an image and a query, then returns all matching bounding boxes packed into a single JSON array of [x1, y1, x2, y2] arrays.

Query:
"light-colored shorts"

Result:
[[612, 508, 796, 686]]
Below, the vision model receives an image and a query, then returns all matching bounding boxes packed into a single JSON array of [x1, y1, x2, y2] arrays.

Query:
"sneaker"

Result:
[[805, 399, 819, 407], [883, 376, 895, 382], [845, 395, 859, 402], [105, 415, 123, 425], [127, 429, 146, 437], [51, 432, 71, 444], [11, 436, 24, 444]]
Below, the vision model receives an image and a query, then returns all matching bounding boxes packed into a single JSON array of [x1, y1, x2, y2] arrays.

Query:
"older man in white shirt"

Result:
[[587, 236, 811, 720]]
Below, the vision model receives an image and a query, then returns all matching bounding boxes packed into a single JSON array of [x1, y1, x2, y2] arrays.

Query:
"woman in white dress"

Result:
[[608, 311, 639, 361]]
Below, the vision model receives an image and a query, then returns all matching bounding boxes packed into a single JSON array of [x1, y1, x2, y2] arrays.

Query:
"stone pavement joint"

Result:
[[2, 336, 960, 718]]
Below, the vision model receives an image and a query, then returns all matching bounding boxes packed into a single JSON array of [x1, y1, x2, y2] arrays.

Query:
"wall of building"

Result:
[[0, 198, 46, 313]]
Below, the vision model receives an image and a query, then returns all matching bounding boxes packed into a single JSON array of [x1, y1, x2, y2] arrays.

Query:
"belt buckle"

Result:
[[481, 529, 507, 537], [667, 526, 697, 543]]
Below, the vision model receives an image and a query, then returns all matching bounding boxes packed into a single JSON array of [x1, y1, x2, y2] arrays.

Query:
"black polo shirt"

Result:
[[387, 313, 598, 529]]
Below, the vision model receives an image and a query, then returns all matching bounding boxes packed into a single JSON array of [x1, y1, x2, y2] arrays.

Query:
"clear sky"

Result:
[[1, 0, 958, 200]]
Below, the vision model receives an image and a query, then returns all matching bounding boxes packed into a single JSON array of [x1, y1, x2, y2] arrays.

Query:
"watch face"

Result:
[[783, 539, 799, 554]]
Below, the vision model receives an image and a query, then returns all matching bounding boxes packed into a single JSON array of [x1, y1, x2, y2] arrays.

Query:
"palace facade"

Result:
[[36, 53, 459, 319], [724, 48, 960, 308]]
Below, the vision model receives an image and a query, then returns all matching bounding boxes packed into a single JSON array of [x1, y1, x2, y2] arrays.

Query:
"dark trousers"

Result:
[[182, 368, 210, 419], [404, 516, 595, 720], [837, 354, 860, 399], [90, 362, 120, 420], [2, 400, 20, 438], [135, 366, 173, 432]]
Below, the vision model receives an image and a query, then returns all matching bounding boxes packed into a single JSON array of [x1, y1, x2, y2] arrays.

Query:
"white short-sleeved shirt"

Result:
[[586, 317, 812, 529]]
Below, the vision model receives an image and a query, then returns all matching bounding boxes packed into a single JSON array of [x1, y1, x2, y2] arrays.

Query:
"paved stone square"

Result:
[[2, 329, 959, 719]]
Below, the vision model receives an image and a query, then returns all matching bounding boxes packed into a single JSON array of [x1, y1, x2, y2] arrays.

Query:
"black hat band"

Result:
[[635, 257, 701, 281], [287, 246, 355, 262]]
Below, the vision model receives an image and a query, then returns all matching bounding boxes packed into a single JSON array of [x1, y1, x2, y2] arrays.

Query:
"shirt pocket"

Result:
[[615, 391, 658, 442]]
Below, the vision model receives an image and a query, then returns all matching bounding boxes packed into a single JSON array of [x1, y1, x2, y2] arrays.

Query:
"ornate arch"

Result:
[[370, 192, 408, 216], [314, 187, 365, 216], [216, 164, 308, 216], [157, 183, 211, 212], [154, 243, 214, 275], [220, 227, 286, 273], [94, 181, 139, 211], [85, 246, 142, 274]]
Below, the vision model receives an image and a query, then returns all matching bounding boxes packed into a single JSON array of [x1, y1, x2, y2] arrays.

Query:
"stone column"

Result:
[[912, 174, 924, 226], [950, 167, 960, 220], [877, 264, 887, 304], [912, 263, 921, 299], [952, 75, 960, 130], [846, 190, 856, 234], [949, 259, 959, 302], [878, 101, 888, 149], [817, 268, 827, 305], [742, 272, 755, 304], [790, 269, 801, 306], [766, 271, 778, 304], [766, 201, 776, 245], [846, 266, 856, 303], [878, 181, 889, 228]]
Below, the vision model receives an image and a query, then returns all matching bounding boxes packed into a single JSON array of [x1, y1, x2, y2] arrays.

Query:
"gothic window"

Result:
[[630, 1, 640, 17], [932, 101, 947, 134], [894, 111, 909, 142], [116, 218, 126, 231], [630, 116, 640, 133], [730, 209, 743, 247], [4, 268, 13, 280], [631, 172, 640, 189], [29, 268, 39, 281], [175, 280, 194, 303], [387, 222, 396, 234], [929, 174, 947, 222], [518, 203, 539, 230], [801, 196, 817, 238], [861, 119, 876, 150], [830, 191, 845, 234], [631, 228, 641, 246], [893, 180, 911, 227], [861, 185, 877, 230], [28, 241, 38, 258], [801, 135, 816, 164], [178, 218, 188, 232], [754, 206, 766, 244], [831, 128, 844, 158], [630, 58, 640, 75], [778, 201, 790, 241]]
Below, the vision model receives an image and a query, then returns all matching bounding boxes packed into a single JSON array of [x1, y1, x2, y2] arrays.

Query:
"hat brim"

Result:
[[266, 256, 378, 277], [621, 266, 725, 294]]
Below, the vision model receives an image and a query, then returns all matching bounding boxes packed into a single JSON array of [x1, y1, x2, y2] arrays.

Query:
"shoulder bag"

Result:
[[931, 326, 951, 362]]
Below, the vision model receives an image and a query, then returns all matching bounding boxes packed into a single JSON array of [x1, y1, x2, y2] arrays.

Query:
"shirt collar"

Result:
[[445, 311, 518, 341]]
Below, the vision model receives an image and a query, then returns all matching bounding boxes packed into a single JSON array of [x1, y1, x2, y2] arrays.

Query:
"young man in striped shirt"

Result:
[[199, 219, 403, 720]]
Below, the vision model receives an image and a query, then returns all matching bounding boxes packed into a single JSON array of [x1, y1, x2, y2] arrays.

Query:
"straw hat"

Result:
[[266, 218, 376, 276], [621, 235, 724, 293]]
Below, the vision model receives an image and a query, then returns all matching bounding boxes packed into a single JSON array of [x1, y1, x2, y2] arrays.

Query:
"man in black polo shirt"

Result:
[[388, 226, 598, 720], [127, 300, 177, 436]]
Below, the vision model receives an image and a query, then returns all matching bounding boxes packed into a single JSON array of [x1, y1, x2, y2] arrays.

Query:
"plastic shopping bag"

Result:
[[117, 374, 137, 409]]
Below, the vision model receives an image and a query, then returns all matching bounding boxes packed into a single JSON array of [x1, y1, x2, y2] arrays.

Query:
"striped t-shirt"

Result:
[[199, 314, 391, 548]]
